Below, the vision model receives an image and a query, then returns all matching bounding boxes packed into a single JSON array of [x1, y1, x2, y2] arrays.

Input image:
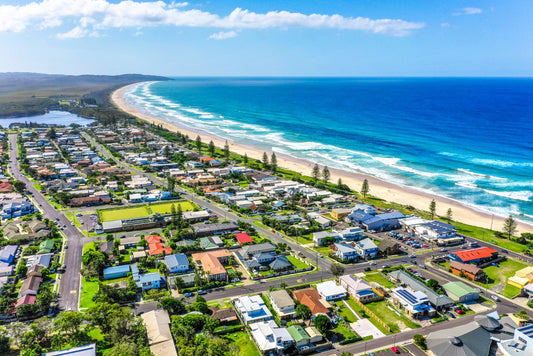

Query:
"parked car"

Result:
[[370, 262, 377, 266], [382, 264, 390, 269], [491, 295, 500, 302], [410, 255, 416, 258], [456, 309, 465, 314], [183, 292, 194, 297], [197, 290, 207, 295], [391, 346, 400, 354], [364, 267, 372, 272]]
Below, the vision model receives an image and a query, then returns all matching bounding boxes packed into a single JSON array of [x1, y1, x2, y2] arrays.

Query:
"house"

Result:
[[103, 265, 131, 280], [316, 281, 346, 301], [269, 255, 293, 272], [331, 208, 352, 220], [45, 344, 97, 356], [362, 211, 405, 231], [287, 325, 310, 347], [340, 275, 380, 303], [442, 282, 480, 302], [209, 306, 238, 324], [0, 245, 18, 263], [137, 272, 164, 291], [148, 243, 172, 256], [353, 238, 380, 259], [249, 320, 294, 355], [450, 261, 487, 282], [331, 243, 359, 262], [235, 232, 254, 245], [164, 254, 190, 274], [234, 295, 273, 324], [427, 314, 518, 356], [508, 266, 533, 289], [389, 270, 454, 310], [391, 287, 436, 319], [378, 239, 402, 256], [15, 294, 37, 310], [141, 310, 178, 356], [305, 326, 323, 343], [269, 289, 296, 319], [192, 250, 231, 281], [449, 247, 499, 264], [120, 236, 141, 249], [242, 243, 277, 258], [337, 227, 364, 241], [293, 288, 330, 317], [0, 265, 14, 277], [192, 222, 239, 236], [20, 275, 42, 296], [313, 231, 340, 246]]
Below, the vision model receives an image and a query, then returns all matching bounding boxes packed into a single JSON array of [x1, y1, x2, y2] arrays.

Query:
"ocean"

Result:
[[123, 78, 533, 222]]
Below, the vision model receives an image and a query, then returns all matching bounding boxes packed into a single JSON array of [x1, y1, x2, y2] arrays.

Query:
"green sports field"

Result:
[[98, 201, 197, 222], [149, 201, 196, 214]]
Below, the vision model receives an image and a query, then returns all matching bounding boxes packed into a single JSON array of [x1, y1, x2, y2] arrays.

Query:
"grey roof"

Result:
[[192, 222, 238, 234], [389, 270, 454, 308], [102, 220, 122, 229], [421, 220, 456, 234], [269, 289, 295, 309], [363, 211, 405, 225], [356, 238, 378, 250], [427, 315, 517, 356], [45, 343, 96, 356], [242, 242, 276, 256], [270, 255, 292, 271], [164, 253, 189, 269]]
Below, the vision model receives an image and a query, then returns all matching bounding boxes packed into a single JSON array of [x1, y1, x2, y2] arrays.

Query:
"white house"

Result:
[[249, 320, 294, 355], [269, 290, 296, 319], [234, 295, 273, 325], [316, 281, 346, 301], [332, 243, 359, 262], [354, 238, 380, 259]]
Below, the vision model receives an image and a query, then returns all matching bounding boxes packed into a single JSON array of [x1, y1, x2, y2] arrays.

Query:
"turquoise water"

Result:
[[124, 78, 533, 222], [0, 111, 95, 128]]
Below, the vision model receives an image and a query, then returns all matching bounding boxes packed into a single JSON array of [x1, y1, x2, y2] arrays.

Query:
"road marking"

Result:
[[70, 290, 77, 294]]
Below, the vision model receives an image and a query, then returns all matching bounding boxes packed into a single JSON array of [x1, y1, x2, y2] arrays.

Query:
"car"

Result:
[[440, 248, 448, 252], [410, 255, 416, 258], [446, 312, 455, 319], [183, 292, 193, 297], [62, 265, 66, 269], [382, 264, 390, 269], [456, 309, 465, 314], [197, 290, 207, 295], [364, 267, 372, 272], [56, 217, 60, 221], [63, 224, 67, 228], [370, 262, 377, 266], [420, 264, 426, 269], [491, 295, 500, 302], [71, 222, 74, 226], [64, 245, 68, 249], [391, 346, 399, 353]]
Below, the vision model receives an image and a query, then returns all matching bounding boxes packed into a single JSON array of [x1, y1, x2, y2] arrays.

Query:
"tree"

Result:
[[312, 164, 320, 181], [0, 326, 9, 354], [361, 179, 369, 198], [413, 334, 427, 350], [159, 297, 186, 316], [208, 140, 215, 156], [262, 152, 269, 169], [330, 263, 345, 278], [46, 127, 57, 140], [429, 199, 436, 220], [337, 178, 343, 189], [341, 353, 353, 356], [426, 279, 440, 291], [167, 176, 176, 192], [13, 180, 26, 193], [270, 152, 277, 173], [54, 310, 84, 336], [243, 152, 248, 164], [322, 166, 330, 184], [224, 140, 230, 160], [171, 204, 177, 225], [314, 314, 331, 334], [503, 215, 518, 239], [295, 304, 312, 320], [195, 135, 202, 152], [446, 208, 453, 223]]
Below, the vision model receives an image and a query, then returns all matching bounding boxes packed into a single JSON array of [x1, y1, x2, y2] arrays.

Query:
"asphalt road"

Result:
[[9, 133, 88, 311]]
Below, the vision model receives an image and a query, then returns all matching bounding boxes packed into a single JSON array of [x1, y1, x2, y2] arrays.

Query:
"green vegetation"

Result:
[[98, 201, 196, 222], [222, 331, 260, 356], [149, 201, 196, 214], [452, 221, 526, 253], [345, 298, 392, 335], [365, 300, 420, 333], [286, 255, 311, 269], [65, 212, 82, 228], [79, 277, 99, 309], [483, 258, 527, 288], [500, 284, 521, 298], [363, 271, 395, 288]]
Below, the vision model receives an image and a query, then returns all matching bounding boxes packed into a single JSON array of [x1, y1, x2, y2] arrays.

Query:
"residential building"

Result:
[[337, 227, 364, 241], [242, 243, 277, 258], [353, 238, 380, 259], [235, 232, 254, 245], [249, 320, 294, 355], [0, 245, 17, 263], [305, 326, 323, 343], [389, 270, 454, 310], [192, 250, 231, 281], [136, 272, 163, 291], [508, 266, 533, 289], [391, 287, 436, 319], [164, 253, 190, 274], [340, 275, 380, 303], [313, 231, 339, 246], [331, 243, 359, 262], [192, 222, 239, 236], [103, 265, 131, 280], [449, 247, 499, 264], [45, 344, 97, 356], [209, 306, 238, 324], [234, 295, 273, 324], [287, 325, 310, 347], [450, 261, 487, 282], [20, 275, 43, 296], [316, 281, 346, 301], [378, 239, 402, 256], [38, 240, 55, 254], [292, 288, 330, 317], [269, 289, 296, 319], [442, 282, 480, 302], [331, 208, 352, 220], [141, 310, 178, 356]]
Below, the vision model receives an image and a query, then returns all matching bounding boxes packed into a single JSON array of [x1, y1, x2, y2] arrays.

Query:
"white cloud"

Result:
[[0, 0, 424, 39], [57, 26, 89, 39], [453, 7, 482, 16], [209, 30, 237, 40]]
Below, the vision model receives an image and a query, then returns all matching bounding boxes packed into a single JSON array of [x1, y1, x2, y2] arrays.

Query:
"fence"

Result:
[[350, 296, 391, 333]]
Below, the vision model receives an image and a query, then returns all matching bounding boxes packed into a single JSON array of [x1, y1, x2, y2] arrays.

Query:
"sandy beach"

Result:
[[112, 83, 533, 234]]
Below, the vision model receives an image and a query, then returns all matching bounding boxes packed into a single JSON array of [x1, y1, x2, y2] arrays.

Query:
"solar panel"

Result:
[[396, 289, 418, 305]]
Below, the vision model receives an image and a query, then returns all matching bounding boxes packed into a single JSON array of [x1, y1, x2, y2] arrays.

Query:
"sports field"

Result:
[[98, 201, 197, 222]]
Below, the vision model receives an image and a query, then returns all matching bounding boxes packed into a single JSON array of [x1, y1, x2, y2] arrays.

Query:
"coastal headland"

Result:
[[112, 82, 533, 234]]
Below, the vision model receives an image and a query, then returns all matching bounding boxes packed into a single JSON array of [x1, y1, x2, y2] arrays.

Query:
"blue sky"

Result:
[[0, 0, 532, 76]]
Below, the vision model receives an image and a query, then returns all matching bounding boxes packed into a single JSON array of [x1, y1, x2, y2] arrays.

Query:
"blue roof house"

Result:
[[164, 254, 190, 274], [0, 245, 18, 264], [137, 272, 164, 291], [103, 265, 131, 280]]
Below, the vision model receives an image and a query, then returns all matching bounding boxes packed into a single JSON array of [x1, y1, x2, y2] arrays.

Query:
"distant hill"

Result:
[[0, 72, 171, 118]]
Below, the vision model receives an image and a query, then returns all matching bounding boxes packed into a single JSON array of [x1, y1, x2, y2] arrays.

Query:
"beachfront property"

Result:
[[449, 247, 499, 264]]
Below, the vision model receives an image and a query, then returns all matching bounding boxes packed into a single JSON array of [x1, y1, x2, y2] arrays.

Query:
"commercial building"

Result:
[[442, 281, 480, 303], [450, 261, 487, 282], [449, 247, 499, 264]]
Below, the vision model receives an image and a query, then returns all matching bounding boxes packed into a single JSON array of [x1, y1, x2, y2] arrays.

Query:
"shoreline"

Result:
[[111, 82, 533, 234]]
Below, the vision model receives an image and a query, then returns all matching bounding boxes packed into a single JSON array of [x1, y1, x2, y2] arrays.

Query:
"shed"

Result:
[[442, 281, 480, 302]]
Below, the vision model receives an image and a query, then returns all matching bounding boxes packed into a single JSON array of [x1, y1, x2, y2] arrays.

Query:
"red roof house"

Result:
[[235, 232, 253, 245], [15, 295, 36, 309], [145, 235, 162, 244]]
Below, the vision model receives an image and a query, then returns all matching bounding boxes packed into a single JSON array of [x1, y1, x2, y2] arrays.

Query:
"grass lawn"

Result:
[[365, 300, 419, 333], [345, 298, 392, 335], [287, 255, 310, 270], [65, 212, 81, 228], [483, 259, 527, 288], [99, 206, 150, 222], [335, 300, 359, 323], [500, 284, 522, 298], [80, 277, 99, 309], [452, 221, 526, 253], [222, 331, 260, 356], [149, 200, 196, 214], [363, 272, 395, 288], [83, 242, 96, 254]]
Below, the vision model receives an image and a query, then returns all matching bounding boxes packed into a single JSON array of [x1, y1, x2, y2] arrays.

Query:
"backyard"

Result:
[[286, 255, 311, 270], [222, 331, 260, 356], [365, 300, 420, 333], [363, 271, 395, 288]]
